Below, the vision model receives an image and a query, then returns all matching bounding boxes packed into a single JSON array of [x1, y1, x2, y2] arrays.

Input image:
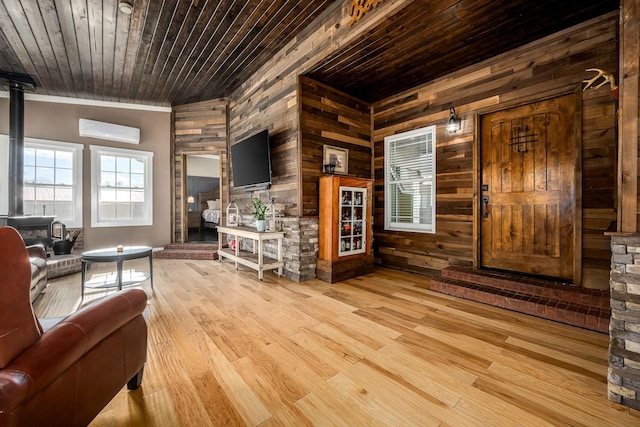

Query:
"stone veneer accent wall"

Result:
[[234, 215, 319, 282], [609, 234, 640, 410]]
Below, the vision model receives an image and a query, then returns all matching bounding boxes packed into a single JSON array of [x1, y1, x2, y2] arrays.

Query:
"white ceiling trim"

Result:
[[0, 91, 172, 113]]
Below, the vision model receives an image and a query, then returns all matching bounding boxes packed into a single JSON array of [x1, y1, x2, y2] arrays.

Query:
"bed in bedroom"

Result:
[[199, 190, 221, 231]]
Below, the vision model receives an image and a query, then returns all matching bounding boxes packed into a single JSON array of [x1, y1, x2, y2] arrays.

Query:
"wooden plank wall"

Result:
[[225, 0, 404, 281], [227, 0, 410, 217], [299, 76, 372, 217], [172, 99, 228, 242], [619, 0, 640, 232], [227, 75, 300, 216], [372, 14, 619, 289], [582, 90, 617, 284]]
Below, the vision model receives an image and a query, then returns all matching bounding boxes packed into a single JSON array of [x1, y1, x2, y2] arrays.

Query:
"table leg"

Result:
[[258, 239, 263, 281], [234, 233, 238, 270], [148, 253, 154, 290], [117, 259, 123, 291], [277, 237, 283, 277], [218, 230, 223, 262], [81, 259, 87, 301]]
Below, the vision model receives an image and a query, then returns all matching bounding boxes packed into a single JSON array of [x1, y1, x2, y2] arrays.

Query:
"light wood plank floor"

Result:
[[34, 259, 640, 426]]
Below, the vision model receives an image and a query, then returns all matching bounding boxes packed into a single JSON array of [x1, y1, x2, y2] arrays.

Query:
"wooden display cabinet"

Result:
[[317, 176, 373, 283]]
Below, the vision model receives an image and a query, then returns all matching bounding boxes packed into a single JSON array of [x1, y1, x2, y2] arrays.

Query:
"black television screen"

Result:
[[231, 130, 272, 190]]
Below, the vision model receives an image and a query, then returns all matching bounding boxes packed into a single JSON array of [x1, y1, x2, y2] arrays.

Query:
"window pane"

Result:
[[54, 202, 73, 219], [24, 166, 35, 184], [56, 151, 73, 168], [55, 186, 73, 201], [23, 201, 36, 215], [55, 168, 73, 185], [36, 167, 55, 184], [116, 157, 130, 173], [116, 188, 130, 202], [116, 172, 130, 187], [131, 189, 144, 202], [23, 185, 35, 201], [132, 203, 146, 219], [101, 172, 116, 187], [100, 203, 117, 220], [116, 203, 131, 219], [131, 173, 144, 188], [24, 148, 35, 166], [36, 149, 55, 167], [131, 158, 144, 174], [35, 186, 54, 202], [101, 188, 117, 202], [102, 155, 116, 172]]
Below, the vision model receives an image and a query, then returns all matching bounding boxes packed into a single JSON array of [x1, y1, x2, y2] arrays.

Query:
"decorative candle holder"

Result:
[[226, 201, 239, 226]]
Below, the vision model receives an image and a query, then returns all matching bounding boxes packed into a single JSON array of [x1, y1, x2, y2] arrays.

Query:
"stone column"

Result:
[[609, 234, 640, 410]]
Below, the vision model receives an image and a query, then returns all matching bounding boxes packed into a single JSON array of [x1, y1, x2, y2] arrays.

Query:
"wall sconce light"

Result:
[[323, 163, 336, 174], [446, 107, 461, 134], [187, 195, 195, 211]]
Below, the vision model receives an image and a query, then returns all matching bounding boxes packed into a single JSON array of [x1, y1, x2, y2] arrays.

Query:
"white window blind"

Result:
[[384, 126, 436, 233]]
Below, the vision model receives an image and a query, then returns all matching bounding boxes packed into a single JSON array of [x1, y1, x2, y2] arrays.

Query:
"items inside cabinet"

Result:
[[338, 186, 366, 256]]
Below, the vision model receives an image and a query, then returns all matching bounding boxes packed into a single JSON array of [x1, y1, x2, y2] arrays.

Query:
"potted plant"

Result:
[[252, 197, 268, 232]]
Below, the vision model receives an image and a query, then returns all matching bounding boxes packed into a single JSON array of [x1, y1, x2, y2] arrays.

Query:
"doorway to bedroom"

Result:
[[184, 154, 221, 243]]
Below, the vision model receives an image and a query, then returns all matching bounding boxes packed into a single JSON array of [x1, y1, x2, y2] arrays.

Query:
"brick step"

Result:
[[153, 248, 217, 260], [431, 277, 610, 333], [161, 243, 218, 251], [46, 253, 82, 279], [442, 266, 609, 308]]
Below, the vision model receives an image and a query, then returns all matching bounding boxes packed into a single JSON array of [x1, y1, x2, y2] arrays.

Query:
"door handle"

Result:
[[482, 196, 489, 218]]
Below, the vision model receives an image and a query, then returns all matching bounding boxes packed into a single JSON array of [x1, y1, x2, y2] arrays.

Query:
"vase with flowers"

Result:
[[252, 197, 267, 232]]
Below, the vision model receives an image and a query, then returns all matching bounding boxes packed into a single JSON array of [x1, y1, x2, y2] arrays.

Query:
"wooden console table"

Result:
[[217, 225, 284, 280]]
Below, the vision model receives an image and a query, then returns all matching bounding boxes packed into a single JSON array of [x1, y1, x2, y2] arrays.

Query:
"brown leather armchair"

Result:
[[0, 226, 148, 426], [27, 243, 48, 303]]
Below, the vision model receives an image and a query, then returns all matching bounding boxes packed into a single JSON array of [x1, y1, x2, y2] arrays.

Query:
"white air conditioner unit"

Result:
[[79, 118, 140, 144]]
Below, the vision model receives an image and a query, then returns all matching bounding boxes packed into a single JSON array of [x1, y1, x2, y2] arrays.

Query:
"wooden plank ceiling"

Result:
[[0, 0, 619, 107], [308, 0, 620, 102], [0, 0, 335, 106]]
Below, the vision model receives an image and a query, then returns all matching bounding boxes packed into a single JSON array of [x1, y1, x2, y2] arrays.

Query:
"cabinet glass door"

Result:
[[339, 186, 366, 257]]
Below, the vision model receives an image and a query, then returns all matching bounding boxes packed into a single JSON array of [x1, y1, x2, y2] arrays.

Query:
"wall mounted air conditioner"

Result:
[[79, 118, 140, 144]]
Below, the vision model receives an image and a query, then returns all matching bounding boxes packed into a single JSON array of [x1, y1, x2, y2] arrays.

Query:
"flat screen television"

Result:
[[231, 129, 272, 191]]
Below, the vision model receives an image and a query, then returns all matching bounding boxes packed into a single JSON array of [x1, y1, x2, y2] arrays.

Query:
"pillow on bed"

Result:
[[207, 200, 220, 209]]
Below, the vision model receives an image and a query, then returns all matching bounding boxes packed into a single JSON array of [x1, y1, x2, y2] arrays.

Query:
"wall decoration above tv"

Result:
[[230, 129, 272, 191]]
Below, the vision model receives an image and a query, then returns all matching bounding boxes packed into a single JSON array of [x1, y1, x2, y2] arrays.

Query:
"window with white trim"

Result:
[[90, 145, 153, 227], [384, 126, 436, 233], [23, 138, 84, 227]]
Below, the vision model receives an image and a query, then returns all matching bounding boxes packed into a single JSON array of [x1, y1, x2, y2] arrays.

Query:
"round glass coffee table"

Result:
[[81, 246, 153, 301]]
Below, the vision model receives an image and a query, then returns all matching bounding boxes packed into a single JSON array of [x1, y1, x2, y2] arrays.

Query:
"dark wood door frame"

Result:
[[472, 87, 583, 285]]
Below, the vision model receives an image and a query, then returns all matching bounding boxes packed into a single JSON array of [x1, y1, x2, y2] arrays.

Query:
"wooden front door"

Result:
[[480, 95, 576, 280]]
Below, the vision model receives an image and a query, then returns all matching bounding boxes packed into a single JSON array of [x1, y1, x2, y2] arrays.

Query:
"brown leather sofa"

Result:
[[0, 226, 148, 426], [27, 243, 48, 303]]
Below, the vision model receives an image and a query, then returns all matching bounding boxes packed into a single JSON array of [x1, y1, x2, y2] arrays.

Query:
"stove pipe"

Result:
[[8, 82, 25, 217]]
